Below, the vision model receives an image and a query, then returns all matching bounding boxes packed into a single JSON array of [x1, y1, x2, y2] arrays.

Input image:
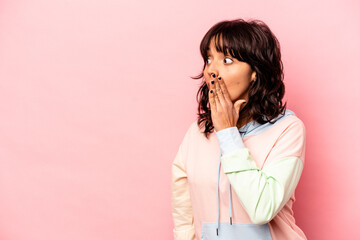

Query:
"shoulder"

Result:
[[185, 120, 199, 136], [281, 110, 306, 136], [267, 109, 307, 151], [272, 110, 307, 160], [179, 119, 210, 149], [280, 116, 306, 156], [178, 120, 199, 147], [186, 119, 205, 135], [266, 108, 305, 133]]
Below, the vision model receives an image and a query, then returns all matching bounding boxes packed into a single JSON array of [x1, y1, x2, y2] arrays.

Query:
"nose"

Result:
[[204, 57, 222, 88], [205, 67, 218, 88], [207, 65, 219, 79]]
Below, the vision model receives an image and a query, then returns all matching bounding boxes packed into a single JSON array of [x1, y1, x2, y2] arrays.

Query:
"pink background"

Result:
[[0, 0, 359, 239]]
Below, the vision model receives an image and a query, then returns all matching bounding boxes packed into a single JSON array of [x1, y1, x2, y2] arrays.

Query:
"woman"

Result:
[[171, 18, 307, 240]]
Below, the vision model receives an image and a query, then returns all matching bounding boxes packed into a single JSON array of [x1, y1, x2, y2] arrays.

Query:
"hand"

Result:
[[208, 75, 247, 132]]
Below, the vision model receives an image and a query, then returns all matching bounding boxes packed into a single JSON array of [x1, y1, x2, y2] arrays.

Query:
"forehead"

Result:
[[206, 36, 230, 54], [206, 45, 230, 55]]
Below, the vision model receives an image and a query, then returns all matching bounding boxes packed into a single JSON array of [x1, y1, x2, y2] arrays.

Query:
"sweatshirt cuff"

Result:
[[215, 126, 245, 155]]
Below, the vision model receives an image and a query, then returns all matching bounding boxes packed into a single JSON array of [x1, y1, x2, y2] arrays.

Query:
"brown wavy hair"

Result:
[[192, 18, 287, 139]]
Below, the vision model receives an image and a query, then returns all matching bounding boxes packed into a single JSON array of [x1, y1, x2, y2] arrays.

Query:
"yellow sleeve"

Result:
[[171, 144, 196, 240]]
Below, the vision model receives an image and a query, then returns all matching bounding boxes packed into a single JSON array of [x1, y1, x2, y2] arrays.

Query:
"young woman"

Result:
[[171, 18, 307, 240]]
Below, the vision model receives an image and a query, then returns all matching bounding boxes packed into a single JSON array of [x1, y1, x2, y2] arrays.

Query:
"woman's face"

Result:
[[204, 37, 256, 104]]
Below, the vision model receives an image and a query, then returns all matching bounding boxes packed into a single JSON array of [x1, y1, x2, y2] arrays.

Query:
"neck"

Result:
[[237, 118, 252, 129], [236, 109, 253, 129]]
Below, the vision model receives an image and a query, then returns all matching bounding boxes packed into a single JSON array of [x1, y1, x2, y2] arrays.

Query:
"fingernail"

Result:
[[210, 90, 213, 93], [211, 80, 214, 84], [218, 77, 221, 80], [211, 74, 216, 78]]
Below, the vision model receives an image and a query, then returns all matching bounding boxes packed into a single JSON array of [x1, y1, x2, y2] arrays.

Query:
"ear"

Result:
[[251, 71, 257, 81]]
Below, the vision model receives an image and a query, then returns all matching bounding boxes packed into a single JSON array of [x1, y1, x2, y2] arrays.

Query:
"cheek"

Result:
[[223, 80, 236, 97], [225, 80, 250, 98], [223, 79, 239, 91]]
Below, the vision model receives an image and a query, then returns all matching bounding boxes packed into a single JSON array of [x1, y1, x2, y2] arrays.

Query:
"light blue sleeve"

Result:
[[215, 126, 245, 154]]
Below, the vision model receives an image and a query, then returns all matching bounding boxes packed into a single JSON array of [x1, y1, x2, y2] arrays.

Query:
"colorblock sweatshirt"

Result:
[[171, 109, 307, 240]]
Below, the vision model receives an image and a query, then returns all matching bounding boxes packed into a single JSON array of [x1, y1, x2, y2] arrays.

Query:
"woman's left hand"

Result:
[[208, 76, 247, 132]]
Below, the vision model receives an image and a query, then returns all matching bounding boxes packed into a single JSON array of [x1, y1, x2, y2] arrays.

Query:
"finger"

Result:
[[213, 76, 226, 108], [217, 77, 232, 103], [211, 77, 222, 111], [209, 75, 220, 111], [209, 86, 217, 112], [234, 99, 247, 116]]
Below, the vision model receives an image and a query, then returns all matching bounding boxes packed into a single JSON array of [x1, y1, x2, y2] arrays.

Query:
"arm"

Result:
[[171, 144, 196, 240], [216, 120, 306, 225]]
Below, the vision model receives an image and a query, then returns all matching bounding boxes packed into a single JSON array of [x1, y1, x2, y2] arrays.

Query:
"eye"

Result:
[[206, 58, 211, 64], [224, 57, 233, 64]]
